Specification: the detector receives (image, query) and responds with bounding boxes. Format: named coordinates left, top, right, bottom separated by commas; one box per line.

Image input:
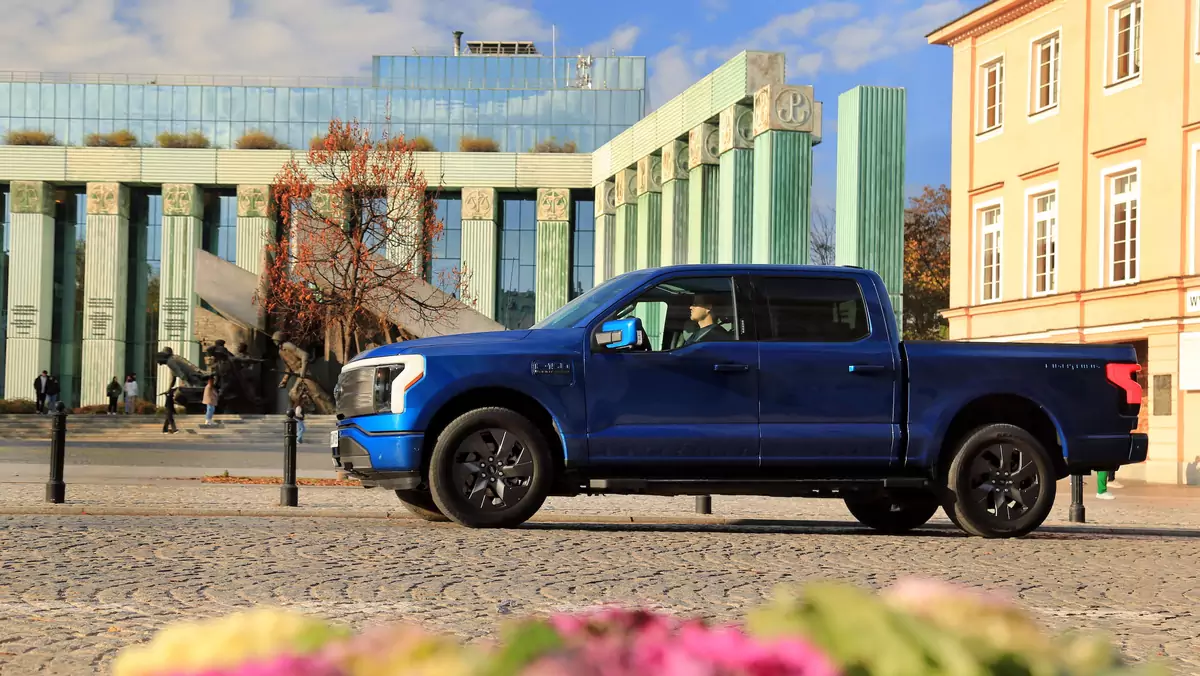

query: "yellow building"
left=929, top=0, right=1200, bottom=485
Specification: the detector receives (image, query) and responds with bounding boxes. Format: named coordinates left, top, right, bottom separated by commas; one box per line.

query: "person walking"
left=293, top=404, right=306, bottom=444
left=162, top=387, right=179, bottom=435
left=106, top=377, right=122, bottom=415
left=1096, top=470, right=1118, bottom=500
left=44, top=375, right=61, bottom=413
left=124, top=374, right=139, bottom=415
left=33, top=371, right=49, bottom=414
left=202, top=377, right=218, bottom=427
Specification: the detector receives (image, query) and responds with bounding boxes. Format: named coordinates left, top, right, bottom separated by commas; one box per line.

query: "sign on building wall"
left=1181, top=332, right=1200, bottom=391
left=1187, top=289, right=1200, bottom=313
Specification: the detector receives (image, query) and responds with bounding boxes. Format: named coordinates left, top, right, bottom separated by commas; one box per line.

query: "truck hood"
left=351, top=330, right=533, bottom=361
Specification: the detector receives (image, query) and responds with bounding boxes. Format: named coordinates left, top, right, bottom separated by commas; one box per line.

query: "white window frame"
left=1098, top=162, right=1142, bottom=288
left=1025, top=184, right=1059, bottom=297
left=1105, top=0, right=1143, bottom=93
left=978, top=56, right=1005, bottom=138
left=1030, top=31, right=1061, bottom=118
left=976, top=199, right=1004, bottom=304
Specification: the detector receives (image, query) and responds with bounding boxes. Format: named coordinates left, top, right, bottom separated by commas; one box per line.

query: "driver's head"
left=689, top=294, right=718, bottom=323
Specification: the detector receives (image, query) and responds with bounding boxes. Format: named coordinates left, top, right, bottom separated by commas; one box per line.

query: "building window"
left=979, top=204, right=1003, bottom=303
left=1031, top=191, right=1058, bottom=295
left=1110, top=0, right=1142, bottom=85
left=979, top=58, right=1005, bottom=133
left=571, top=198, right=595, bottom=299
left=429, top=192, right=462, bottom=296
left=1032, top=33, right=1060, bottom=113
left=498, top=195, right=537, bottom=330
left=1109, top=168, right=1140, bottom=284
left=203, top=192, right=237, bottom=263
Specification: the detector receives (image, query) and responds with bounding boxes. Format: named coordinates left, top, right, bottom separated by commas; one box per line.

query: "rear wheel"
left=394, top=489, right=449, bottom=522
left=944, top=423, right=1056, bottom=538
left=428, top=407, right=552, bottom=528
left=844, top=492, right=940, bottom=534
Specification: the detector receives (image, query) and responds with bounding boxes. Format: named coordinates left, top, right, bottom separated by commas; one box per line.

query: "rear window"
left=757, top=276, right=870, bottom=343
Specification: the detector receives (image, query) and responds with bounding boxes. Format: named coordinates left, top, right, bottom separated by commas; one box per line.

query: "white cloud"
left=820, top=0, right=966, bottom=72
left=587, top=24, right=641, bottom=57
left=648, top=45, right=701, bottom=110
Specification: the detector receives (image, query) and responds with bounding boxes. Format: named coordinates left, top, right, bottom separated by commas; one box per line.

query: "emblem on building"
left=237, top=185, right=271, bottom=219
left=753, top=84, right=817, bottom=136
left=776, top=89, right=812, bottom=127
left=637, top=155, right=662, bottom=195
left=163, top=184, right=199, bottom=218
left=462, top=187, right=496, bottom=221
left=10, top=181, right=51, bottom=215
left=86, top=183, right=127, bottom=216
left=536, top=188, right=569, bottom=221
left=688, top=124, right=718, bottom=169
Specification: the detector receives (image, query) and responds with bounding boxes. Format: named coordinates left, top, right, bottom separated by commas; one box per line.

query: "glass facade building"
left=0, top=53, right=645, bottom=152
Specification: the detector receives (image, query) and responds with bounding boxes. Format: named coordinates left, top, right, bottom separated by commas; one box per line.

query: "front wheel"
left=944, top=423, right=1057, bottom=538
left=427, top=407, right=553, bottom=528
left=395, top=489, right=450, bottom=522
left=844, top=492, right=940, bottom=534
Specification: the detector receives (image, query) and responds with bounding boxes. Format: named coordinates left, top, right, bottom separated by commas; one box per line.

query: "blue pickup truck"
left=332, top=265, right=1146, bottom=538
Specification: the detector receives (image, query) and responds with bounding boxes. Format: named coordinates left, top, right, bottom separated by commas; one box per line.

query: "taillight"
left=1106, top=363, right=1142, bottom=405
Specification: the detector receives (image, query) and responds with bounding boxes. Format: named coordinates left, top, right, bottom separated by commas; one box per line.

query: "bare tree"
left=811, top=206, right=837, bottom=265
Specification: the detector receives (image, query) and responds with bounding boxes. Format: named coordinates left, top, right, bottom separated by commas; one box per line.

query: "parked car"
left=331, top=265, right=1146, bottom=538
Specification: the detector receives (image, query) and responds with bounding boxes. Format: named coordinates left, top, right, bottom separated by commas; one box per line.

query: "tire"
left=427, top=407, right=553, bottom=528
left=844, top=492, right=940, bottom=534
left=944, top=423, right=1056, bottom=538
left=395, top=489, right=450, bottom=522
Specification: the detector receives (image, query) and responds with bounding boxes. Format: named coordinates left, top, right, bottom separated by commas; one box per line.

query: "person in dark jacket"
left=162, top=388, right=179, bottom=435
left=106, top=377, right=122, bottom=415
left=33, top=371, right=49, bottom=413
left=44, top=376, right=61, bottom=413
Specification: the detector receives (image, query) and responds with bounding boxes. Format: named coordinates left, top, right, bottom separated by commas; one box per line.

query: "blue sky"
left=0, top=0, right=966, bottom=208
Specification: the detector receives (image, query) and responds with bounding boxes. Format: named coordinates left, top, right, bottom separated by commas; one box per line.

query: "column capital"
left=237, top=185, right=272, bottom=218
left=595, top=180, right=617, bottom=216
left=753, top=84, right=817, bottom=137
left=661, top=139, right=689, bottom=182
left=462, top=187, right=498, bottom=221
left=719, top=104, right=754, bottom=153
left=687, top=123, right=719, bottom=169
left=614, top=168, right=638, bottom=207
left=162, top=184, right=202, bottom=218
left=636, top=155, right=662, bottom=195
left=9, top=181, right=53, bottom=216
left=86, top=182, right=130, bottom=218
left=536, top=188, right=571, bottom=222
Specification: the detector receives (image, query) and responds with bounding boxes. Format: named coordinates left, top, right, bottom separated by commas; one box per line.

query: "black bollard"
left=695, top=495, right=712, bottom=515
left=46, top=402, right=67, bottom=504
left=1069, top=474, right=1085, bottom=523
left=281, top=409, right=298, bottom=507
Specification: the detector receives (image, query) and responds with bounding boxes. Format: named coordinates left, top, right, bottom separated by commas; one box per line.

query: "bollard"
left=45, top=402, right=67, bottom=504
left=695, top=495, right=712, bottom=515
left=281, top=409, right=298, bottom=507
left=1069, top=474, right=1085, bottom=523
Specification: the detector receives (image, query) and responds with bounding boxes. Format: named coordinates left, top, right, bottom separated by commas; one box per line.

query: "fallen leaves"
left=201, top=476, right=361, bottom=487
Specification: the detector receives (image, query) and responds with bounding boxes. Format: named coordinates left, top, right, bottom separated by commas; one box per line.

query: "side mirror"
left=593, top=318, right=647, bottom=352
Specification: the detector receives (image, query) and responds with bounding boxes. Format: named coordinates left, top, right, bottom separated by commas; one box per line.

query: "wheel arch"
left=936, top=393, right=1067, bottom=480
left=421, top=386, right=566, bottom=475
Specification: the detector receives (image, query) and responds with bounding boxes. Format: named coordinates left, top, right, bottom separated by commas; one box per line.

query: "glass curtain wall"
left=203, top=191, right=238, bottom=263
left=428, top=193, right=462, bottom=295
left=51, top=190, right=86, bottom=407
left=571, top=198, right=595, bottom=299
left=126, top=190, right=162, bottom=403
left=497, top=195, right=537, bottom=330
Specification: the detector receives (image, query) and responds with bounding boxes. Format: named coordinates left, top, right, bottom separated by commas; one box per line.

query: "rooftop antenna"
left=453, top=31, right=463, bottom=56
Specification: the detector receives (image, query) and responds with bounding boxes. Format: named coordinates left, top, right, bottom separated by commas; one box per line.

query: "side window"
left=757, top=276, right=870, bottom=343
left=606, top=277, right=742, bottom=352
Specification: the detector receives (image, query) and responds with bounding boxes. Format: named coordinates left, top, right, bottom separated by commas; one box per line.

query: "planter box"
left=66, top=147, right=142, bottom=182
left=0, top=146, right=67, bottom=182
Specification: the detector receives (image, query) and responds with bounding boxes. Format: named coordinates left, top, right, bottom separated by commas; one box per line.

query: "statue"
left=155, top=346, right=208, bottom=390
left=273, top=331, right=336, bottom=414
left=205, top=340, right=264, bottom=413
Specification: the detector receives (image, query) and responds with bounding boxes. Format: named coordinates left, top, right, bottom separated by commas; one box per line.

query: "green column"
left=235, top=185, right=276, bottom=276
left=687, top=122, right=720, bottom=264
left=835, top=86, right=907, bottom=323
left=636, top=155, right=663, bottom=270
left=535, top=188, right=571, bottom=322
left=3, top=181, right=55, bottom=400
left=159, top=184, right=203, bottom=394
left=751, top=84, right=818, bottom=265
left=613, top=168, right=638, bottom=275
left=593, top=181, right=616, bottom=285
left=718, top=104, right=755, bottom=264
left=81, top=183, right=130, bottom=406
left=660, top=139, right=690, bottom=266
left=461, top=187, right=499, bottom=320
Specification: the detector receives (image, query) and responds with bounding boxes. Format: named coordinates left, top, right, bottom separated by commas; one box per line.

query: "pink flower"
left=165, top=654, right=344, bottom=676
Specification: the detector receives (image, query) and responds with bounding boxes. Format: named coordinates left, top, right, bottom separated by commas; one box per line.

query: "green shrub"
left=157, top=130, right=211, bottom=149
left=5, top=130, right=58, bottom=146
left=84, top=129, right=138, bottom=147
left=531, top=137, right=577, bottom=153
left=235, top=130, right=286, bottom=150
left=0, top=399, right=38, bottom=414
left=458, top=136, right=499, bottom=152
left=310, top=134, right=357, bottom=151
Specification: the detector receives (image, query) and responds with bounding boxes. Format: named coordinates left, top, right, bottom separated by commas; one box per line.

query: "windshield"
left=532, top=273, right=648, bottom=330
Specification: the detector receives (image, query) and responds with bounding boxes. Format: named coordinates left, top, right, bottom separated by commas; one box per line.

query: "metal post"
left=1069, top=474, right=1085, bottom=523
left=695, top=495, right=711, bottom=515
left=46, top=402, right=67, bottom=504
left=281, top=410, right=298, bottom=507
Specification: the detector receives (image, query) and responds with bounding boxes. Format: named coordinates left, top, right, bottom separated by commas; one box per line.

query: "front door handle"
left=714, top=363, right=750, bottom=373
left=848, top=364, right=888, bottom=375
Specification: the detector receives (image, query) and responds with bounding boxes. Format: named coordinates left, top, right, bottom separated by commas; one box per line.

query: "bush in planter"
left=85, top=130, right=138, bottom=147
left=157, top=131, right=211, bottom=149
left=310, top=134, right=357, bottom=151
left=5, top=129, right=58, bottom=146
left=385, top=135, right=436, bottom=152
left=530, top=138, right=577, bottom=153
left=0, top=399, right=38, bottom=414
left=458, top=136, right=499, bottom=152
left=236, top=130, right=286, bottom=150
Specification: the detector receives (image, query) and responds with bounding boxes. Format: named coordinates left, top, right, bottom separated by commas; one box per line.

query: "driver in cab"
left=684, top=294, right=733, bottom=345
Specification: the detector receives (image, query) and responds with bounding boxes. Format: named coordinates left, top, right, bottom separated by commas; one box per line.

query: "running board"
left=584, top=477, right=931, bottom=498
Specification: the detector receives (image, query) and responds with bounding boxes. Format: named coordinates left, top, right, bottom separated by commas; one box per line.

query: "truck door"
left=751, top=273, right=900, bottom=467
left=584, top=274, right=760, bottom=467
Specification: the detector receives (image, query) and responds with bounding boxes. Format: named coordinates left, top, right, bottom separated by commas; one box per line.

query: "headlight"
left=339, top=354, right=426, bottom=416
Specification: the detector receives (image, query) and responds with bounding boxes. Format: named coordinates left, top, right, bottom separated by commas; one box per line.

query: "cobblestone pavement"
left=0, top=483, right=1198, bottom=674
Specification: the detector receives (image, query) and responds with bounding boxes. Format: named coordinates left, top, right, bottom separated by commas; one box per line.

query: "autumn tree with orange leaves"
left=259, top=119, right=461, bottom=361
left=903, top=185, right=951, bottom=340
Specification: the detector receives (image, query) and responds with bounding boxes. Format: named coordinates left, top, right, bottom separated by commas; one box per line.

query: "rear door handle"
left=848, top=364, right=888, bottom=375
left=713, top=363, right=750, bottom=373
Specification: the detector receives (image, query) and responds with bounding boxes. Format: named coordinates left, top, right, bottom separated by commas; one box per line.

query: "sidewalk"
left=1, top=478, right=1198, bottom=533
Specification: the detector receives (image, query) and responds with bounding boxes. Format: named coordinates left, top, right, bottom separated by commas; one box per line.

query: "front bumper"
left=331, top=424, right=425, bottom=490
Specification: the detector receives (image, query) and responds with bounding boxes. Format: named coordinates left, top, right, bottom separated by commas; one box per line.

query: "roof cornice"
left=927, top=0, right=1056, bottom=46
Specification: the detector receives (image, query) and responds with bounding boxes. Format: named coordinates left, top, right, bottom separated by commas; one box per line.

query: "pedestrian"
left=294, top=404, right=306, bottom=444
left=106, top=377, right=122, bottom=415
left=1096, top=469, right=1120, bottom=500
left=202, top=376, right=217, bottom=427
left=33, top=370, right=49, bottom=414
left=44, top=375, right=61, bottom=413
left=162, top=387, right=179, bottom=435
left=124, top=374, right=139, bottom=415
